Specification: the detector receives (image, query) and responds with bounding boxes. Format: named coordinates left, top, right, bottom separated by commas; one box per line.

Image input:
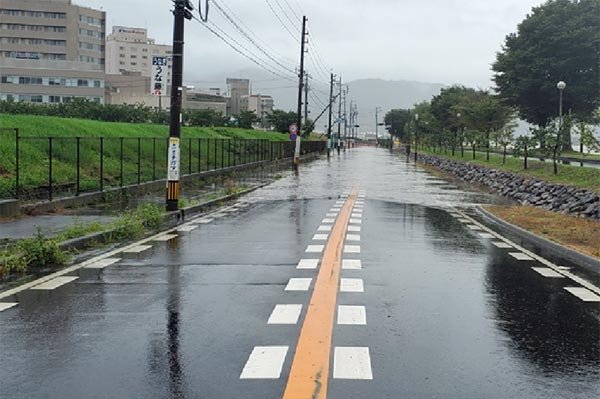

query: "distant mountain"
left=187, top=69, right=446, bottom=133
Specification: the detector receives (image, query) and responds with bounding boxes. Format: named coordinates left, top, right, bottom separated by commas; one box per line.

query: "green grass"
left=420, top=147, right=600, bottom=192
left=0, top=114, right=299, bottom=199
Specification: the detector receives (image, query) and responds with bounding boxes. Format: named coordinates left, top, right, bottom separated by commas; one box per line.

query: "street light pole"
left=375, top=107, right=382, bottom=146
left=555, top=80, right=567, bottom=174
left=414, top=113, right=419, bottom=162
left=327, top=73, right=335, bottom=159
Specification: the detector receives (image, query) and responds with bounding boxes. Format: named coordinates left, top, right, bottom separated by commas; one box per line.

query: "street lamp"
left=456, top=112, right=465, bottom=157
left=555, top=81, right=567, bottom=174
left=414, top=113, right=419, bottom=162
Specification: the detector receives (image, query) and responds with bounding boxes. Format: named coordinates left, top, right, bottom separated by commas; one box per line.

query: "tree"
left=237, top=110, right=259, bottom=129
left=492, top=123, right=516, bottom=164
left=430, top=86, right=478, bottom=155
left=463, top=129, right=482, bottom=160
left=461, top=91, right=514, bottom=161
left=513, top=135, right=538, bottom=169
left=493, top=0, right=600, bottom=145
left=267, top=109, right=297, bottom=133
left=384, top=109, right=411, bottom=142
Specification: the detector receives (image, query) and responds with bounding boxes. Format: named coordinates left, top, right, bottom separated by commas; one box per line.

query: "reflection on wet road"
left=0, top=148, right=598, bottom=399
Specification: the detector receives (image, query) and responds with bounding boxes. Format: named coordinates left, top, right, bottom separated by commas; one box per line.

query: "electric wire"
left=265, top=0, right=300, bottom=43
left=211, top=0, right=297, bottom=74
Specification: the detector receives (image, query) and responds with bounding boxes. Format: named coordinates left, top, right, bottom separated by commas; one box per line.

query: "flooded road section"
left=0, top=148, right=598, bottom=399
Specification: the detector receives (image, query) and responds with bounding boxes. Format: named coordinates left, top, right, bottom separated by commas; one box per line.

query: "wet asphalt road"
left=0, top=148, right=599, bottom=399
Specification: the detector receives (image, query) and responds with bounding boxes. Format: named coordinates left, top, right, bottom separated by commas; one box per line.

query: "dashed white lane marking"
left=344, top=245, right=361, bottom=254
left=177, top=225, right=198, bottom=232
left=340, top=278, right=364, bottom=292
left=268, top=304, right=303, bottom=324
left=342, top=259, right=362, bottom=270
left=312, top=234, right=329, bottom=241
left=154, top=234, right=178, bottom=242
left=123, top=245, right=153, bottom=254
left=211, top=213, right=227, bottom=218
left=326, top=213, right=338, bottom=217
left=467, top=225, right=482, bottom=231
left=564, top=287, right=600, bottom=302
left=84, top=258, right=120, bottom=269
left=331, top=208, right=341, bottom=212
left=322, top=218, right=336, bottom=224
left=478, top=232, right=495, bottom=239
left=351, top=213, right=362, bottom=219
left=346, top=234, right=361, bottom=242
left=194, top=218, right=214, bottom=224
left=458, top=218, right=471, bottom=224
left=31, top=276, right=78, bottom=290
left=353, top=208, right=363, bottom=213
left=337, top=306, right=367, bottom=325
left=333, top=347, right=373, bottom=380
left=318, top=225, right=333, bottom=232
left=532, top=267, right=565, bottom=278
left=509, top=252, right=534, bottom=261
left=348, top=225, right=361, bottom=232
left=492, top=241, right=513, bottom=248
left=0, top=303, right=18, bottom=312
left=453, top=209, right=600, bottom=296
left=297, top=259, right=319, bottom=269
left=306, top=245, right=325, bottom=253
left=285, top=278, right=312, bottom=291
left=240, top=346, right=289, bottom=379
left=349, top=219, right=362, bottom=224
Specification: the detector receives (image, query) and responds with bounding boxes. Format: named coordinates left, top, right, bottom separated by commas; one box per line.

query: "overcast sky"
left=79, top=0, right=544, bottom=88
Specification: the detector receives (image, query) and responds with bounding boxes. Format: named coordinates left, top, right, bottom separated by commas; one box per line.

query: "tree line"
left=385, top=0, right=600, bottom=174
left=0, top=98, right=312, bottom=134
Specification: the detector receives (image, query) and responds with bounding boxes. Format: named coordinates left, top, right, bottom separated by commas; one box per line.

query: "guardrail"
left=0, top=128, right=325, bottom=201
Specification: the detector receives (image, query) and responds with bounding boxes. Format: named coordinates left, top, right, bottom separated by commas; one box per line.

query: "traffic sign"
left=289, top=123, right=298, bottom=141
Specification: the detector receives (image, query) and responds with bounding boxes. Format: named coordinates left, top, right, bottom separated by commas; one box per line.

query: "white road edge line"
left=0, top=204, right=241, bottom=301
left=451, top=209, right=600, bottom=296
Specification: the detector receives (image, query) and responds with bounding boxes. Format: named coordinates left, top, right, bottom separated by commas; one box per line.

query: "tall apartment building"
left=106, top=26, right=172, bottom=82
left=0, top=0, right=106, bottom=104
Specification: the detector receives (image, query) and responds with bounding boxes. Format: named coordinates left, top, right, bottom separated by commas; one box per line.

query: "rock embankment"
left=419, top=154, right=599, bottom=220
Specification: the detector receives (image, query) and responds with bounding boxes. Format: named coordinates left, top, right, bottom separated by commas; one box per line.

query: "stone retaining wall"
left=419, top=154, right=599, bottom=220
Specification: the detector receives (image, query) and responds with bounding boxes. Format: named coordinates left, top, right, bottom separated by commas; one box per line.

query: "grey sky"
left=79, top=0, right=543, bottom=87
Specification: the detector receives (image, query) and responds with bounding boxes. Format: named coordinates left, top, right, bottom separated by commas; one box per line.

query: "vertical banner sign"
left=151, top=56, right=168, bottom=96
left=294, top=136, right=301, bottom=165
left=168, top=137, right=180, bottom=181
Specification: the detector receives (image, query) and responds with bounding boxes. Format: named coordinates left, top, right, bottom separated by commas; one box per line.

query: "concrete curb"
left=58, top=181, right=271, bottom=252
left=475, top=205, right=600, bottom=274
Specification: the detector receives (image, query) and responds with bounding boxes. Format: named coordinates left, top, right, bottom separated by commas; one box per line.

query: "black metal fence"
left=0, top=128, right=325, bottom=201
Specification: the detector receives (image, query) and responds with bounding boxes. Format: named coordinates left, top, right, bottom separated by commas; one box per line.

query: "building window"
left=119, top=46, right=125, bottom=51
left=94, top=80, right=101, bottom=88
left=131, top=62, right=137, bottom=66
left=130, top=55, right=137, bottom=59
left=119, top=61, right=125, bottom=65
left=142, top=48, right=148, bottom=52
left=119, top=54, right=125, bottom=58
left=49, top=96, right=61, bottom=103
left=77, top=79, right=89, bottom=87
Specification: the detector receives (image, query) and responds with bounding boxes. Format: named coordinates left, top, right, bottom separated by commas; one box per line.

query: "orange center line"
left=281, top=190, right=358, bottom=399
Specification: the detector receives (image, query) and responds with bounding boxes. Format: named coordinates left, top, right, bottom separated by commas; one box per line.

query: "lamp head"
left=557, top=81, right=566, bottom=91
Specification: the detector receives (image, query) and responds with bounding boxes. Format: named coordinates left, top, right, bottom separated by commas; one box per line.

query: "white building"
left=105, top=26, right=172, bottom=87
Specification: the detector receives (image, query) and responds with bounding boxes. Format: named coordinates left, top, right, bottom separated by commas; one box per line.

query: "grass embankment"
left=0, top=114, right=294, bottom=198
left=420, top=148, right=600, bottom=192
left=485, top=205, right=600, bottom=259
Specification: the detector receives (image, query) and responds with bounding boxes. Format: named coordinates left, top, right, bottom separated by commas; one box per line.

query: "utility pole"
left=349, top=100, right=353, bottom=149
left=294, top=15, right=308, bottom=171
left=337, top=77, right=342, bottom=155
left=304, top=74, right=309, bottom=125
left=166, top=0, right=193, bottom=212
left=375, top=107, right=382, bottom=147
left=327, top=72, right=335, bottom=159
left=343, top=86, right=348, bottom=152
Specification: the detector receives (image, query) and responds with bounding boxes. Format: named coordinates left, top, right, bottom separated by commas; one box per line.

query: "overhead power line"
left=193, top=15, right=296, bottom=82
left=211, top=0, right=297, bottom=74
left=265, top=0, right=300, bottom=43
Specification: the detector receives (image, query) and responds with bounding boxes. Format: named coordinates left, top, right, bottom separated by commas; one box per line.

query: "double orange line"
left=282, top=191, right=357, bottom=399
